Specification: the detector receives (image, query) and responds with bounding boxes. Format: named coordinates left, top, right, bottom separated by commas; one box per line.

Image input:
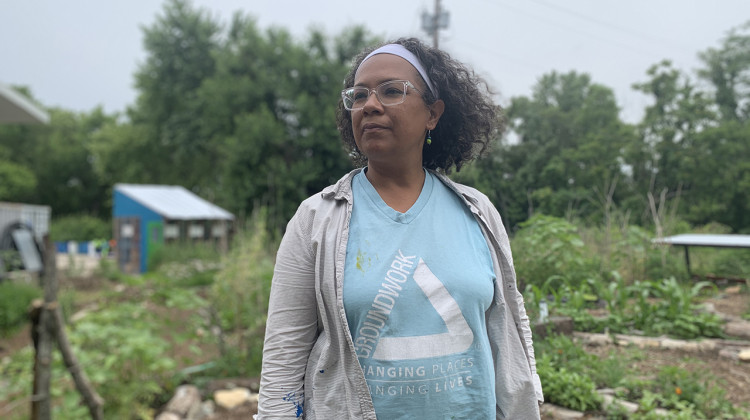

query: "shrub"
left=63, top=303, right=178, bottom=419
left=49, top=214, right=110, bottom=242
left=537, top=355, right=602, bottom=412
left=207, top=213, right=276, bottom=377
left=0, top=281, right=41, bottom=336
left=512, top=214, right=600, bottom=290
left=147, top=241, right=221, bottom=273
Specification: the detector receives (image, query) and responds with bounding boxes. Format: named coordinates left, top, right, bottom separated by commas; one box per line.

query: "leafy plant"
left=512, top=215, right=600, bottom=290
left=146, top=241, right=221, bottom=273
left=626, top=278, right=724, bottom=338
left=65, top=303, right=179, bottom=419
left=207, top=212, right=276, bottom=377
left=49, top=214, right=111, bottom=242
left=537, top=355, right=602, bottom=412
left=0, top=281, right=41, bottom=337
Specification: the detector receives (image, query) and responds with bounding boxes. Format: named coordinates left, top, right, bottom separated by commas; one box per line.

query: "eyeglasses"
left=341, top=80, right=422, bottom=111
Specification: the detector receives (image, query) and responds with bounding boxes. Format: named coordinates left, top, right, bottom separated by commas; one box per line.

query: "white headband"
left=359, top=44, right=438, bottom=98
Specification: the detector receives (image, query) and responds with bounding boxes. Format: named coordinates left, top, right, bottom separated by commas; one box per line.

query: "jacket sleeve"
left=479, top=194, right=544, bottom=405
left=257, top=207, right=319, bottom=419
left=514, top=286, right=543, bottom=404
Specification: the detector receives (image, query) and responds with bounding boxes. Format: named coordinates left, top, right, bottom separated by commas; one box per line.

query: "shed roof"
left=653, top=233, right=750, bottom=248
left=115, top=184, right=234, bottom=221
left=0, top=83, right=50, bottom=124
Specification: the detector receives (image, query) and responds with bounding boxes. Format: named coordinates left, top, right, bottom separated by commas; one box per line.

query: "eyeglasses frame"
left=341, top=80, right=423, bottom=111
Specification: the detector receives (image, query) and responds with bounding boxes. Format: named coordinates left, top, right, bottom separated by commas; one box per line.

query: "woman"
left=257, top=37, right=543, bottom=419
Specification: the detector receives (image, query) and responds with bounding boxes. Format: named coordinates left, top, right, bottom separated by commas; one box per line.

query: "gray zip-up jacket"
left=257, top=168, right=543, bottom=419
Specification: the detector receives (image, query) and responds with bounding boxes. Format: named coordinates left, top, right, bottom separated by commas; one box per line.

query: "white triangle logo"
left=372, top=258, right=474, bottom=360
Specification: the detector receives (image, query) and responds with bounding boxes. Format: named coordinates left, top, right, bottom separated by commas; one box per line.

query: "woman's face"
left=351, top=54, right=443, bottom=167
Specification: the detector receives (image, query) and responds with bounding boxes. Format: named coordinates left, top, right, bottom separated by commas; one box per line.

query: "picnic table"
left=652, top=233, right=750, bottom=280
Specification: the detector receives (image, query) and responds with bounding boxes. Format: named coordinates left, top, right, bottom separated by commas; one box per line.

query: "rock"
left=164, top=385, right=202, bottom=416
left=534, top=316, right=575, bottom=339
left=205, top=377, right=260, bottom=394
left=739, top=348, right=750, bottom=362
left=155, top=412, right=181, bottom=420
left=600, top=394, right=639, bottom=413
left=725, top=285, right=742, bottom=294
left=719, top=347, right=738, bottom=361
left=725, top=321, right=750, bottom=339
left=623, top=335, right=661, bottom=349
left=574, top=332, right=612, bottom=346
left=540, top=403, right=585, bottom=419
left=214, top=387, right=252, bottom=410
left=187, top=400, right=215, bottom=420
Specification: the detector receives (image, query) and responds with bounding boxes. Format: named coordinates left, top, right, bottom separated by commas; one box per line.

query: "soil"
left=2, top=258, right=749, bottom=418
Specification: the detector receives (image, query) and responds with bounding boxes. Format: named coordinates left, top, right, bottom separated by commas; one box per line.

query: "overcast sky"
left=2, top=0, right=748, bottom=123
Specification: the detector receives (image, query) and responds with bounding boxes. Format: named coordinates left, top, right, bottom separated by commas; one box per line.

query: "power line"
left=468, top=0, right=681, bottom=62
left=528, top=0, right=695, bottom=53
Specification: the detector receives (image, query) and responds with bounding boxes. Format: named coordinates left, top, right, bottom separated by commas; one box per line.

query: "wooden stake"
left=32, top=236, right=56, bottom=419
left=31, top=237, right=103, bottom=419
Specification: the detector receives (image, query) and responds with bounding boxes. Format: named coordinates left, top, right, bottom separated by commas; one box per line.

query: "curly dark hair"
left=336, top=37, right=501, bottom=173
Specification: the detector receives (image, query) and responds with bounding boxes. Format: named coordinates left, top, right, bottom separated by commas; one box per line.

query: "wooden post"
left=32, top=236, right=56, bottom=420
left=31, top=236, right=104, bottom=419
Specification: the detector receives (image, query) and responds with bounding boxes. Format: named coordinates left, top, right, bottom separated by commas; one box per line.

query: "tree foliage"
left=1, top=5, right=749, bottom=235
left=90, top=0, right=376, bottom=229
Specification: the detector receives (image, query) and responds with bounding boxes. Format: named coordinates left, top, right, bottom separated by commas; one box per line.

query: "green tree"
left=630, top=23, right=750, bottom=232
left=0, top=88, right=112, bottom=216
left=461, top=72, right=635, bottom=229
left=698, top=21, right=750, bottom=122
left=0, top=159, right=37, bottom=201
left=629, top=61, right=716, bottom=227
left=203, top=18, right=374, bottom=227
left=127, top=0, right=221, bottom=188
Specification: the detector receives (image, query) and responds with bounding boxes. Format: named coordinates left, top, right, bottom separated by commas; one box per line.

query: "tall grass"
left=206, top=211, right=277, bottom=377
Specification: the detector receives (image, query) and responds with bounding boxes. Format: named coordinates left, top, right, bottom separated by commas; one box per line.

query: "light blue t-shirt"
left=343, top=170, right=497, bottom=420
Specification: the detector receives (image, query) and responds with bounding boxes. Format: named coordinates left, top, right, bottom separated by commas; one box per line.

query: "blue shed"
left=113, top=184, right=234, bottom=274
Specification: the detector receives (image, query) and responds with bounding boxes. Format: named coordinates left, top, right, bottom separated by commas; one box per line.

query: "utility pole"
left=421, top=0, right=450, bottom=48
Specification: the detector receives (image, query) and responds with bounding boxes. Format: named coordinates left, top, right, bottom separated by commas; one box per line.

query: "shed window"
left=212, top=223, right=226, bottom=237
left=164, top=224, right=179, bottom=239
left=121, top=224, right=134, bottom=238
left=189, top=224, right=204, bottom=238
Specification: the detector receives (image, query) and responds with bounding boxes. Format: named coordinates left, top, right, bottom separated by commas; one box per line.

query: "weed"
left=0, top=281, right=40, bottom=337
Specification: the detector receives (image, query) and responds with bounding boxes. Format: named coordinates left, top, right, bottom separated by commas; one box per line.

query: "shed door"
left=116, top=218, right=140, bottom=274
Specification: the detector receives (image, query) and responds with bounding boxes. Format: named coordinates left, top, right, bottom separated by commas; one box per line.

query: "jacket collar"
left=320, top=167, right=481, bottom=207
left=320, top=168, right=362, bottom=202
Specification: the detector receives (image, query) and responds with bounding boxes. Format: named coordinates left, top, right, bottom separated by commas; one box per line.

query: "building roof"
left=0, top=83, right=50, bottom=124
left=115, top=184, right=234, bottom=221
left=653, top=233, right=750, bottom=248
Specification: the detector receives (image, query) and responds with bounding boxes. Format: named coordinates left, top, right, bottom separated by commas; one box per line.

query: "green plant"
left=64, top=303, right=179, bottom=419
left=0, top=281, right=41, bottom=336
left=95, top=257, right=127, bottom=282
left=555, top=276, right=725, bottom=339
left=0, top=346, right=35, bottom=419
left=49, top=214, right=111, bottom=242
left=0, top=249, right=24, bottom=272
left=626, top=278, right=724, bottom=339
left=208, top=212, right=276, bottom=377
left=512, top=214, right=600, bottom=289
left=652, top=365, right=745, bottom=419
left=147, top=241, right=221, bottom=272
left=616, top=364, right=748, bottom=419
left=537, top=355, right=602, bottom=412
